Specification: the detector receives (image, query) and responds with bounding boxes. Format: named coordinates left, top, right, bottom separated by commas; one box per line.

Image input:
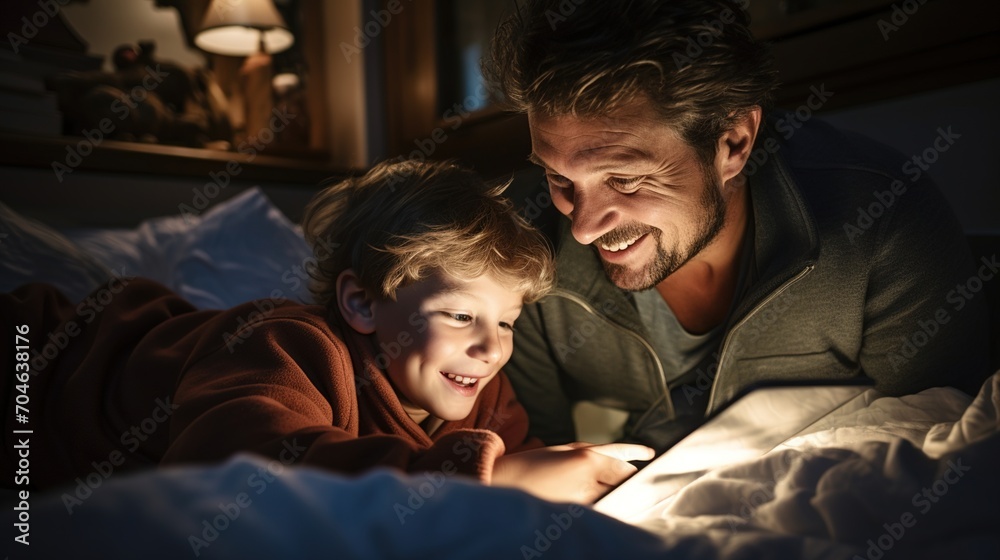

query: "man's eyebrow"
left=576, top=146, right=652, bottom=168
left=529, top=148, right=654, bottom=174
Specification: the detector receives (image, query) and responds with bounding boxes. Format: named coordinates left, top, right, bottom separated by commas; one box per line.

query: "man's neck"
left=655, top=174, right=750, bottom=335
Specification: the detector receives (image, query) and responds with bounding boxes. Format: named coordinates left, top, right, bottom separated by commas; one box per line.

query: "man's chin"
left=602, top=261, right=663, bottom=292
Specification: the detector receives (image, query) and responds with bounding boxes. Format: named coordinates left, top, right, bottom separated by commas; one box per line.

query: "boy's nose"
left=469, top=327, right=504, bottom=364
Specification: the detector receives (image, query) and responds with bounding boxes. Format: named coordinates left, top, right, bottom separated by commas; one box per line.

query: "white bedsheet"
left=637, top=372, right=1000, bottom=559
left=18, top=373, right=1000, bottom=559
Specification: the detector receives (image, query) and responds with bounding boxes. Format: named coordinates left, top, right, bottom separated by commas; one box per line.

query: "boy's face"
left=370, top=271, right=523, bottom=422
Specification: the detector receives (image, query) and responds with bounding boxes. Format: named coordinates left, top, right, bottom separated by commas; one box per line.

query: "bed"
left=2, top=189, right=999, bottom=559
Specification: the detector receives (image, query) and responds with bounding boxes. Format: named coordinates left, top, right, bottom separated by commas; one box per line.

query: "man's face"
left=528, top=97, right=727, bottom=291
left=370, top=271, right=523, bottom=421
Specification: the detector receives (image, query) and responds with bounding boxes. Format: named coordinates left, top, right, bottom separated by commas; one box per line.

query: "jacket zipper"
left=706, top=263, right=816, bottom=412
left=549, top=289, right=676, bottom=421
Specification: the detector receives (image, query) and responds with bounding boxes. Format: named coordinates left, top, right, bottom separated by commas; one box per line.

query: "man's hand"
left=491, top=442, right=655, bottom=504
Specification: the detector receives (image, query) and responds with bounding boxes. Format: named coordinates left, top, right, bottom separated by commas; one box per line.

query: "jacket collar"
left=549, top=215, right=648, bottom=333
left=332, top=311, right=506, bottom=445
left=552, top=217, right=613, bottom=298
left=731, top=125, right=820, bottom=321
left=328, top=311, right=437, bottom=446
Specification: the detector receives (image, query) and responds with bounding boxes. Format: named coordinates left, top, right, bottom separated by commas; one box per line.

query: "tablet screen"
left=594, top=381, right=871, bottom=522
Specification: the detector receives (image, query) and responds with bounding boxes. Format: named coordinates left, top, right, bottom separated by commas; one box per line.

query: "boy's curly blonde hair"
left=302, top=159, right=555, bottom=305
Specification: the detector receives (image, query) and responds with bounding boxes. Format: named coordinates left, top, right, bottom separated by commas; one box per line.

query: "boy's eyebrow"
left=434, top=288, right=523, bottom=313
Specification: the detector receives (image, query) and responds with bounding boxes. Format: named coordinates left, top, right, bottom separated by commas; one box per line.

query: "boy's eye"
left=500, top=322, right=515, bottom=332
left=446, top=312, right=473, bottom=323
left=607, top=176, right=643, bottom=192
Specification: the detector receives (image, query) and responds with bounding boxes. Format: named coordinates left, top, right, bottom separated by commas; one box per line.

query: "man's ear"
left=716, top=106, right=763, bottom=183
left=336, top=269, right=377, bottom=334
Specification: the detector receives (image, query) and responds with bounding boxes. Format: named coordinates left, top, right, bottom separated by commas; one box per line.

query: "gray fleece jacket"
left=505, top=117, right=992, bottom=449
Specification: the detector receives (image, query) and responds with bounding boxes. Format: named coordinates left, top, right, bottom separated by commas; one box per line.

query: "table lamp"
left=194, top=0, right=295, bottom=149
left=194, top=0, right=294, bottom=56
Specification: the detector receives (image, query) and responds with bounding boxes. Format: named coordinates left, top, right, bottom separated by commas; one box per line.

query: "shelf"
left=0, top=133, right=355, bottom=185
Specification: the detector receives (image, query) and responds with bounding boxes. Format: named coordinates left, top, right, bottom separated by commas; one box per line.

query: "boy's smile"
left=370, top=271, right=524, bottom=423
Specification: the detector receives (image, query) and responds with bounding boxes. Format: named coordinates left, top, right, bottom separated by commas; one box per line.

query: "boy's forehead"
left=404, top=272, right=524, bottom=309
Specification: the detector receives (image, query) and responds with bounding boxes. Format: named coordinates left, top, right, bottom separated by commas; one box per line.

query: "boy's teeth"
left=445, top=373, right=478, bottom=386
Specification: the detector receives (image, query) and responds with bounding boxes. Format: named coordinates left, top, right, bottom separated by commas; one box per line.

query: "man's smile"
left=600, top=234, right=642, bottom=252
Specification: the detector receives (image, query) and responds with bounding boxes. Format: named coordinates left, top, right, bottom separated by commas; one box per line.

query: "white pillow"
left=0, top=202, right=114, bottom=303
left=168, top=188, right=315, bottom=309
left=13, top=188, right=315, bottom=309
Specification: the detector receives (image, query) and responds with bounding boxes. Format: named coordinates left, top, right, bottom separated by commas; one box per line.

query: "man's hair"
left=302, top=159, right=555, bottom=306
left=483, top=0, right=778, bottom=165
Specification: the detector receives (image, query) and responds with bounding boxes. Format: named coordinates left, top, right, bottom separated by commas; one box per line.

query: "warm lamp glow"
left=194, top=0, right=294, bottom=56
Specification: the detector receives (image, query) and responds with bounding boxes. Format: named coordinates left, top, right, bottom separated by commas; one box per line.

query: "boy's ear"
left=336, top=269, right=377, bottom=334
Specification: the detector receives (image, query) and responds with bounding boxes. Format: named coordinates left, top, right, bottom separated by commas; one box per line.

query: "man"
left=484, top=0, right=991, bottom=449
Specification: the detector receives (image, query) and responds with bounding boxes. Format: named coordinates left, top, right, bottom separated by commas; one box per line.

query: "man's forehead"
left=528, top=93, right=680, bottom=132
left=528, top=114, right=686, bottom=173
left=530, top=105, right=683, bottom=151
left=528, top=145, right=654, bottom=171
left=529, top=111, right=648, bottom=139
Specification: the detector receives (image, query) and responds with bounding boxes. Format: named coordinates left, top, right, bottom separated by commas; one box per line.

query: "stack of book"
left=0, top=46, right=60, bottom=136
left=1, top=0, right=106, bottom=139
left=0, top=43, right=103, bottom=137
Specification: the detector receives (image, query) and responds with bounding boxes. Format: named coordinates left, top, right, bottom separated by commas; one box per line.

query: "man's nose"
left=566, top=185, right=621, bottom=246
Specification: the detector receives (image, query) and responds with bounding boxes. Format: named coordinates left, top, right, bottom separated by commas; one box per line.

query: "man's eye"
left=547, top=174, right=572, bottom=189
left=607, top=176, right=643, bottom=192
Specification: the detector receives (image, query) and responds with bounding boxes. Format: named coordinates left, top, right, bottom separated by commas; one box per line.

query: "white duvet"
left=638, top=372, right=1000, bottom=559
left=22, top=373, right=1000, bottom=559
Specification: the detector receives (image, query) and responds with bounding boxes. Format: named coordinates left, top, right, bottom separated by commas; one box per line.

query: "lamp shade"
left=195, top=0, right=295, bottom=56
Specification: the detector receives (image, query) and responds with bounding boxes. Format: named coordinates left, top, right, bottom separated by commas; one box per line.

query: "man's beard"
left=598, top=170, right=727, bottom=291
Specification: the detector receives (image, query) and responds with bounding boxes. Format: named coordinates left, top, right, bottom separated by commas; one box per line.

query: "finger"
left=586, top=443, right=655, bottom=462
left=595, top=457, right=639, bottom=487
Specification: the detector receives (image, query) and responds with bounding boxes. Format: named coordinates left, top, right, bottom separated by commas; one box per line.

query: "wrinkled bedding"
left=0, top=189, right=314, bottom=309
left=20, top=373, right=999, bottom=559
left=638, top=372, right=1000, bottom=559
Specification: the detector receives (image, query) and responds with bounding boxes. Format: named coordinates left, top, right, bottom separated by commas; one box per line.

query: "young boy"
left=2, top=160, right=649, bottom=504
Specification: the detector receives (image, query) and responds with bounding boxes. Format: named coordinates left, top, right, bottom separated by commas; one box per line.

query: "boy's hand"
left=491, top=442, right=655, bottom=504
